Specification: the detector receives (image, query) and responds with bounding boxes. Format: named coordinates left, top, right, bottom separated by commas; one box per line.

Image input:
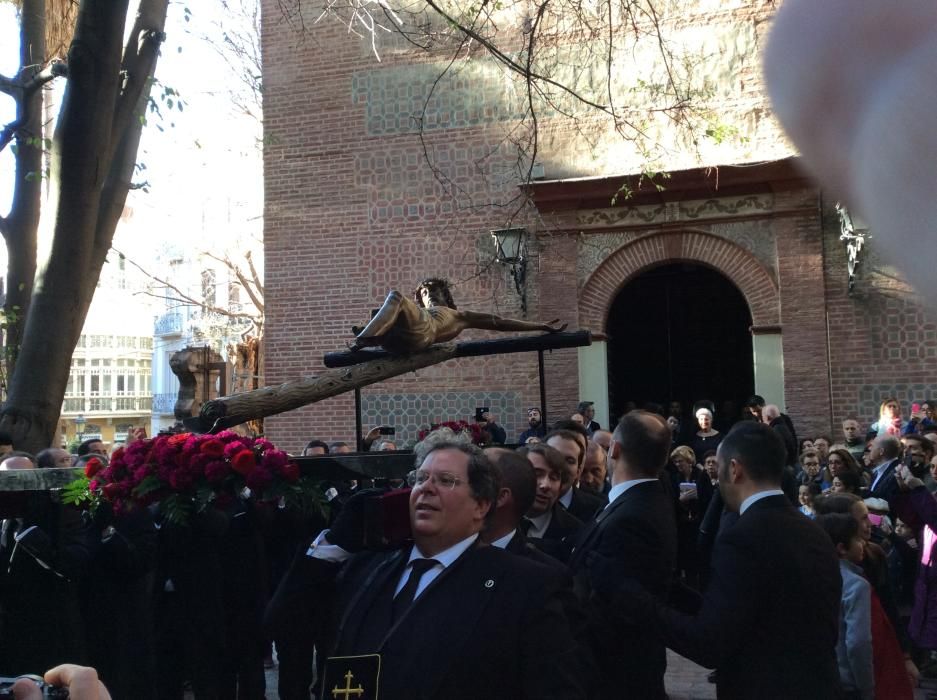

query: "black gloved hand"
left=328, top=487, right=389, bottom=553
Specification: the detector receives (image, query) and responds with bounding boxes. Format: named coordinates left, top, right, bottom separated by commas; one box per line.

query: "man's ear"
left=608, top=440, right=621, bottom=462
left=729, top=458, right=744, bottom=484
left=495, top=487, right=511, bottom=509
left=835, top=542, right=847, bottom=559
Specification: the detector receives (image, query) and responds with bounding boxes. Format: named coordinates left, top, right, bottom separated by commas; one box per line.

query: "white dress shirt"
left=739, top=489, right=786, bottom=515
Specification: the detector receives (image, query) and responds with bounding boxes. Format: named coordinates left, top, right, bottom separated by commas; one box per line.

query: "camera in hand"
left=0, top=676, right=68, bottom=699
left=378, top=426, right=395, bottom=436
left=475, top=407, right=490, bottom=423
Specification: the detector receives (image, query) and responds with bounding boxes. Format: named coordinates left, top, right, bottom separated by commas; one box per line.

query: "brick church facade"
left=260, top=1, right=937, bottom=451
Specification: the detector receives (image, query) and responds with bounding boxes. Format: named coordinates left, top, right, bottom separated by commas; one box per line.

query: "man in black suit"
left=546, top=428, right=604, bottom=521
left=867, top=434, right=903, bottom=507
left=518, top=444, right=583, bottom=544
left=593, top=421, right=842, bottom=699
left=481, top=447, right=575, bottom=568
left=265, top=435, right=586, bottom=700
left=568, top=410, right=677, bottom=699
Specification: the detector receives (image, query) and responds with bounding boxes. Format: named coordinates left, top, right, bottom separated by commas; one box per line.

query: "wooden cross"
left=332, top=669, right=365, bottom=699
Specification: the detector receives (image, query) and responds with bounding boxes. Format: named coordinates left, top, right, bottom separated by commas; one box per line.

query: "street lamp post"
left=75, top=413, right=85, bottom=442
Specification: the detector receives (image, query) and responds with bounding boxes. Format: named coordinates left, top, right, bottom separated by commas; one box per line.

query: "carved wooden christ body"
left=350, top=278, right=565, bottom=355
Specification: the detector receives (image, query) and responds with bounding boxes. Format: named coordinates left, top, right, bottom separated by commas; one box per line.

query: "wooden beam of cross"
left=186, top=331, right=592, bottom=433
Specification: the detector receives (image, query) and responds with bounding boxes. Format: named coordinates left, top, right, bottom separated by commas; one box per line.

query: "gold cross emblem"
left=332, top=669, right=365, bottom=699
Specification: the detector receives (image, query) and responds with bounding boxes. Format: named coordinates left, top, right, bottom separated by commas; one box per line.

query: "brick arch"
left=579, top=231, right=780, bottom=333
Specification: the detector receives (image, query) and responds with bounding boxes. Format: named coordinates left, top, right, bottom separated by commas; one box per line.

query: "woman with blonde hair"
left=867, top=397, right=911, bottom=441
left=668, top=445, right=712, bottom=589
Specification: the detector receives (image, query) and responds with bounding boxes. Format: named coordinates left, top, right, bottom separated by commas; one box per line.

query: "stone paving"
left=212, top=647, right=937, bottom=699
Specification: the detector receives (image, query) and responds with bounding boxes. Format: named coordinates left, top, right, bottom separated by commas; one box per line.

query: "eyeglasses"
left=407, top=469, right=463, bottom=490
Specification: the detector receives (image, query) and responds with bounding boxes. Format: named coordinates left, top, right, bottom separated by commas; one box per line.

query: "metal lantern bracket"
left=491, top=227, right=528, bottom=313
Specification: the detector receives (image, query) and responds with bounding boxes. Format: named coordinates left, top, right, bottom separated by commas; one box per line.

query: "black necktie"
left=393, top=558, right=439, bottom=622
left=520, top=517, right=534, bottom=536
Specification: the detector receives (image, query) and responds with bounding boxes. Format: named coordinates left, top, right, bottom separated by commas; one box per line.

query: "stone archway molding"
left=579, top=230, right=780, bottom=333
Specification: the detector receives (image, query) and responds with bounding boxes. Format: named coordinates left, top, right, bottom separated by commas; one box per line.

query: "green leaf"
left=61, top=476, right=92, bottom=506
left=132, top=474, right=162, bottom=498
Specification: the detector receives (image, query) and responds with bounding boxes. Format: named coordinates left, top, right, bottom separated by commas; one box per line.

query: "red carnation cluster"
left=78, top=431, right=305, bottom=523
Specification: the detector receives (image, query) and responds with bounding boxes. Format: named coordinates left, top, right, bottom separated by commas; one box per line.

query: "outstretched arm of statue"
left=458, top=311, right=567, bottom=334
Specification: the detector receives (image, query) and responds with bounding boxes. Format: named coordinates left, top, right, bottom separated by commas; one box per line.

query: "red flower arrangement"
left=63, top=431, right=319, bottom=524
left=417, top=420, right=487, bottom=445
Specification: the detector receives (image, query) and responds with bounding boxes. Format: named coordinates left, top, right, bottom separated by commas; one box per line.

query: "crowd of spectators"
left=5, top=394, right=937, bottom=698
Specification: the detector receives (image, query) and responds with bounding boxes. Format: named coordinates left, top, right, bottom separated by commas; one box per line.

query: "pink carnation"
left=262, top=449, right=289, bottom=471
left=246, top=465, right=273, bottom=491
left=204, top=460, right=229, bottom=484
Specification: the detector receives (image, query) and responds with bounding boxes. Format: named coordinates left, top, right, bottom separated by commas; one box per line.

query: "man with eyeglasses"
left=264, top=433, right=587, bottom=700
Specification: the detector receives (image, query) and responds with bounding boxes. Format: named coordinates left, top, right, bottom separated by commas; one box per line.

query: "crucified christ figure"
left=350, top=277, right=567, bottom=354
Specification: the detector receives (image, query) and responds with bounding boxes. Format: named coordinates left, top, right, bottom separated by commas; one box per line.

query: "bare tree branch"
left=115, top=248, right=263, bottom=323
left=201, top=250, right=265, bottom=314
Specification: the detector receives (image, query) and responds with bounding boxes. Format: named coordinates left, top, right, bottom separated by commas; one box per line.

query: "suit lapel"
left=336, top=549, right=407, bottom=653
left=388, top=545, right=505, bottom=698
left=569, top=481, right=661, bottom=568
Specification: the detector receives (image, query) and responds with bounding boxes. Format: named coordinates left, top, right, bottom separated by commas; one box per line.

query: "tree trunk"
left=1, top=0, right=45, bottom=383
left=0, top=0, right=169, bottom=454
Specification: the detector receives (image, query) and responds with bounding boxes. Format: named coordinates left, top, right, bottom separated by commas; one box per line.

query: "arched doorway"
left=606, top=262, right=754, bottom=428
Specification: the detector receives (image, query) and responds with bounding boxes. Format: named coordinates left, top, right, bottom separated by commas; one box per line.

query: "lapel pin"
left=484, top=579, right=494, bottom=588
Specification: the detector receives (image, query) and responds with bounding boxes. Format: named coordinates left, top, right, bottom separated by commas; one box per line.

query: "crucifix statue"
left=350, top=277, right=566, bottom=354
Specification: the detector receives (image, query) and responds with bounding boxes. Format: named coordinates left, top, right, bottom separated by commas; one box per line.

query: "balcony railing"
left=154, top=312, right=183, bottom=336
left=61, top=395, right=153, bottom=414
left=152, top=393, right=177, bottom=415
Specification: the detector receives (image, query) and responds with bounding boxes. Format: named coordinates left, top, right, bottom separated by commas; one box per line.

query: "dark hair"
left=702, top=449, right=717, bottom=461
left=745, top=395, right=766, bottom=409
left=329, top=441, right=350, bottom=451
left=832, top=470, right=862, bottom=495
left=718, top=421, right=786, bottom=484
left=549, top=420, right=589, bottom=443
left=827, top=448, right=863, bottom=478
left=545, top=427, right=587, bottom=467
left=489, top=450, right=537, bottom=519
left=799, top=481, right=821, bottom=497
left=303, top=440, right=330, bottom=454
left=0, top=432, right=13, bottom=447
left=77, top=438, right=103, bottom=456
left=415, top=278, right=456, bottom=309
left=36, top=448, right=69, bottom=469
left=903, top=433, right=935, bottom=458
left=813, top=492, right=861, bottom=516
left=518, top=443, right=571, bottom=485
left=418, top=437, right=498, bottom=507
left=612, top=410, right=671, bottom=478
left=812, top=435, right=832, bottom=446
left=816, top=512, right=859, bottom=549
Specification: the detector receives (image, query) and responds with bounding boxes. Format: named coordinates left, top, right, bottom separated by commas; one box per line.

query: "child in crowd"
left=818, top=512, right=913, bottom=700
left=819, top=512, right=875, bottom=700
left=798, top=482, right=819, bottom=518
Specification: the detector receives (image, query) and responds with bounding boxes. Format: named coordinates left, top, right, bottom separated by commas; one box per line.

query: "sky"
left=0, top=0, right=263, bottom=271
